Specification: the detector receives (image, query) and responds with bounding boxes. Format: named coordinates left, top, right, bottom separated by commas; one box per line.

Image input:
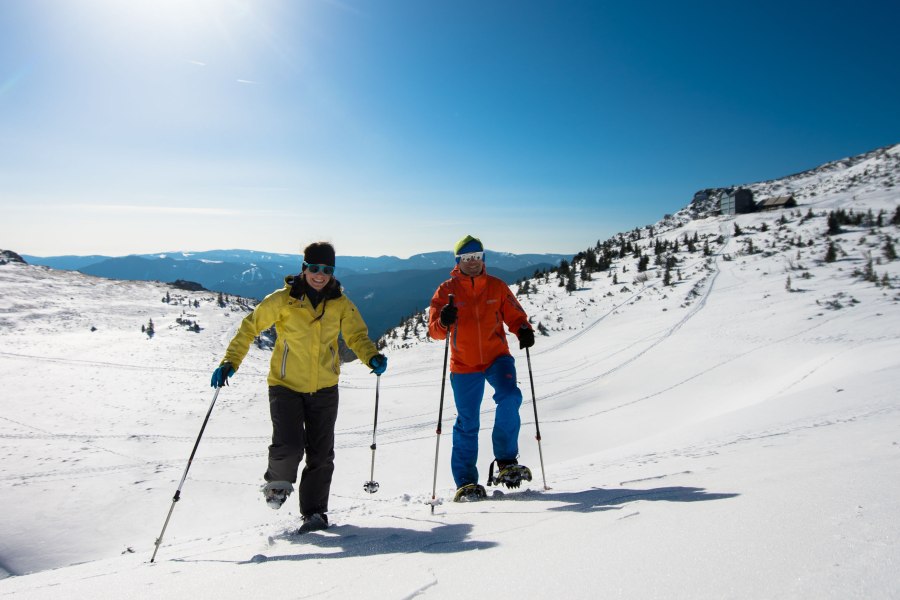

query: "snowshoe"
left=488, top=461, right=532, bottom=489
left=453, top=483, right=487, bottom=503
left=297, top=512, right=328, bottom=534
left=261, top=481, right=294, bottom=509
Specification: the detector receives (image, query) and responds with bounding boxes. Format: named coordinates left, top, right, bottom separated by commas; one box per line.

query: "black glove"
left=439, top=303, right=457, bottom=327
left=210, top=362, right=235, bottom=388
left=516, top=325, right=534, bottom=349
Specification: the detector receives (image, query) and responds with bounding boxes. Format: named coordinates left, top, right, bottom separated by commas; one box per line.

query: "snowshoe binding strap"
left=487, top=459, right=498, bottom=486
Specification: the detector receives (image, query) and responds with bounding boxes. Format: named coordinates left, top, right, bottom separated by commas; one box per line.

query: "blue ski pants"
left=449, top=354, right=523, bottom=488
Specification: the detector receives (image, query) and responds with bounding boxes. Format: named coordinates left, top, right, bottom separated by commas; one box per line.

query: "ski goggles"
left=303, top=262, right=335, bottom=275
left=457, top=251, right=484, bottom=263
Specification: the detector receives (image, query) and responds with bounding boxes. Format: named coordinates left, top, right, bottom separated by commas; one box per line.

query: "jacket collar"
left=450, top=264, right=488, bottom=289
left=285, top=274, right=343, bottom=301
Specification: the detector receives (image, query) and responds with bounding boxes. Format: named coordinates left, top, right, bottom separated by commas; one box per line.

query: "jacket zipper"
left=329, top=346, right=338, bottom=374
left=467, top=275, right=485, bottom=366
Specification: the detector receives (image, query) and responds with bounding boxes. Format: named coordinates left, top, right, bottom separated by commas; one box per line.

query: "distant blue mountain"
left=25, top=248, right=571, bottom=337
left=22, top=254, right=112, bottom=270
left=124, top=248, right=568, bottom=275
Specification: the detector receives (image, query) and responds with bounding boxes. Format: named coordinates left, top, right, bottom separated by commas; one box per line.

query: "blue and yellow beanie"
left=454, top=234, right=483, bottom=256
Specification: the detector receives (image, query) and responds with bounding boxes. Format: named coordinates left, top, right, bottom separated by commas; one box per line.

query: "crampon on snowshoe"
left=487, top=460, right=533, bottom=489
left=453, top=483, right=487, bottom=502
left=261, top=481, right=294, bottom=509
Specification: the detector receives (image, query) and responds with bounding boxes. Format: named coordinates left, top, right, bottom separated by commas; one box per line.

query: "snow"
left=1, top=147, right=899, bottom=598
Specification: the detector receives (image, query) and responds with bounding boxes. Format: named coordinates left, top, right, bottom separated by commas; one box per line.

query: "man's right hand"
left=439, top=303, right=457, bottom=327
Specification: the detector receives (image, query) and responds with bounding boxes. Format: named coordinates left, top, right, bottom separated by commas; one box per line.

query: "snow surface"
left=1, top=147, right=899, bottom=599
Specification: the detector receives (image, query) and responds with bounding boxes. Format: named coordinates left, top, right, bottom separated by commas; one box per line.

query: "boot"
left=297, top=512, right=329, bottom=533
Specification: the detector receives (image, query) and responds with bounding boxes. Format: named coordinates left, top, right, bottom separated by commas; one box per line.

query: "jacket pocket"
left=280, top=341, right=290, bottom=379
left=329, top=346, right=338, bottom=374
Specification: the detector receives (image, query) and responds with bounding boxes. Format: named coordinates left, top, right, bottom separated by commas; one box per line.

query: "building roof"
left=757, top=195, right=796, bottom=209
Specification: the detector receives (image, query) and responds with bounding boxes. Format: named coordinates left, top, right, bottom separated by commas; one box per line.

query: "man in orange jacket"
left=428, top=235, right=535, bottom=502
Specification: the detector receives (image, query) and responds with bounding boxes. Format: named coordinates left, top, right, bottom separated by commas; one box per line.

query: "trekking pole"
left=428, top=294, right=454, bottom=512
left=150, top=386, right=222, bottom=563
left=525, top=347, right=550, bottom=490
left=363, top=374, right=381, bottom=493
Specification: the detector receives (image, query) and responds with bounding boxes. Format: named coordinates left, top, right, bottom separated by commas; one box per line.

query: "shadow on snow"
left=226, top=485, right=737, bottom=563
left=491, top=485, right=739, bottom=512
left=240, top=522, right=496, bottom=563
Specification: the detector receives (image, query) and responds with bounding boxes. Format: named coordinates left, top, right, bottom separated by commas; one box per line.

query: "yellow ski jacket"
left=223, top=276, right=379, bottom=394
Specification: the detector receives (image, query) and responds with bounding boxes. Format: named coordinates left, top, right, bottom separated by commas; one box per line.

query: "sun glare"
left=79, top=0, right=256, bottom=53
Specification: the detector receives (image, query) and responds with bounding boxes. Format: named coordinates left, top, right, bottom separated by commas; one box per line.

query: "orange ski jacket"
left=428, top=265, right=531, bottom=374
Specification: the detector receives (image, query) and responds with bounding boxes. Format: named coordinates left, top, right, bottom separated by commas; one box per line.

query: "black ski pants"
left=264, top=384, right=339, bottom=517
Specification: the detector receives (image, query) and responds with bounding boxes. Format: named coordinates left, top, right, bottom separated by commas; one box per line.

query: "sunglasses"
left=303, top=262, right=335, bottom=275
left=458, top=251, right=484, bottom=263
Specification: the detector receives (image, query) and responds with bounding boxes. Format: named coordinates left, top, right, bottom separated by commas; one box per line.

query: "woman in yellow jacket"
left=211, top=242, right=386, bottom=533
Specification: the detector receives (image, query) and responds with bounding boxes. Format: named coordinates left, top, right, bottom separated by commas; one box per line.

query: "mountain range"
left=22, top=249, right=570, bottom=338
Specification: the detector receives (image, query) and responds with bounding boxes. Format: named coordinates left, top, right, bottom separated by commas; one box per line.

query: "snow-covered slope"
left=382, top=143, right=900, bottom=350
left=0, top=144, right=898, bottom=599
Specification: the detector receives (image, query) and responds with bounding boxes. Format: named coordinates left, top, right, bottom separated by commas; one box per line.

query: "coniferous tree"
left=884, top=237, right=897, bottom=261
left=827, top=211, right=842, bottom=235
left=825, top=241, right=837, bottom=263
left=862, top=254, right=876, bottom=282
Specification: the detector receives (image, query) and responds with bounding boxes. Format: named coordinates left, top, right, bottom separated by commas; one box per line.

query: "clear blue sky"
left=1, top=0, right=898, bottom=258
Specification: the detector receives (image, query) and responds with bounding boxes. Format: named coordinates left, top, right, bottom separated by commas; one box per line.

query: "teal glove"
left=211, top=362, right=235, bottom=388
left=368, top=354, right=387, bottom=375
